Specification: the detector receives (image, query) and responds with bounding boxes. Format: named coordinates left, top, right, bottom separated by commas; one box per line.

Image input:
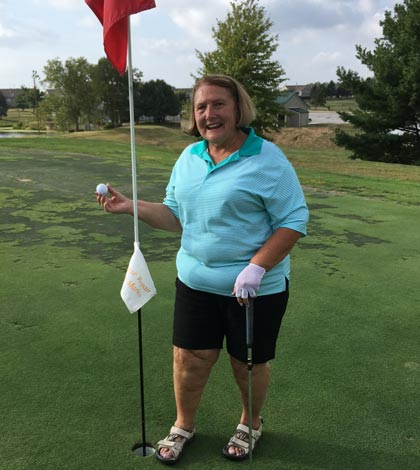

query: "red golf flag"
left=85, top=0, right=156, bottom=75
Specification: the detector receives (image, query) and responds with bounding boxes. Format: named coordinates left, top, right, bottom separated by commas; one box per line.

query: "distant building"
left=0, top=88, right=22, bottom=107
left=277, top=91, right=310, bottom=127
left=286, top=84, right=313, bottom=100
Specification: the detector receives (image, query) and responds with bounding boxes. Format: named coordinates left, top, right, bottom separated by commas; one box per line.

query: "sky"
left=0, top=0, right=394, bottom=90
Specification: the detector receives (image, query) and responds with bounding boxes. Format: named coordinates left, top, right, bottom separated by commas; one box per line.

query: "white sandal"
left=156, top=425, right=195, bottom=465
left=222, top=419, right=263, bottom=460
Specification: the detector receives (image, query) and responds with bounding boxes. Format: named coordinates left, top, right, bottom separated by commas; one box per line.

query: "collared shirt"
left=163, top=128, right=309, bottom=296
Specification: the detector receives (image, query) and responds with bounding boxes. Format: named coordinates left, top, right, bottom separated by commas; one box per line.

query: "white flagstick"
left=126, top=17, right=155, bottom=458
left=127, top=18, right=139, bottom=246
left=121, top=19, right=156, bottom=315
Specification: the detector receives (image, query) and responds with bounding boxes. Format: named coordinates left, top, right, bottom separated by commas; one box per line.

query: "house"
left=277, top=91, right=310, bottom=127
left=0, top=88, right=22, bottom=107
left=286, top=84, right=313, bottom=100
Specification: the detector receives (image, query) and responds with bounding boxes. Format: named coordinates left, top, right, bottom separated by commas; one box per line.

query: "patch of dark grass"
left=0, top=141, right=180, bottom=264
left=343, top=229, right=390, bottom=247
left=329, top=212, right=382, bottom=224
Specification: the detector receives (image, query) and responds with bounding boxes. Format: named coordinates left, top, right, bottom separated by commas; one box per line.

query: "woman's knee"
left=230, top=355, right=269, bottom=376
left=174, top=347, right=220, bottom=372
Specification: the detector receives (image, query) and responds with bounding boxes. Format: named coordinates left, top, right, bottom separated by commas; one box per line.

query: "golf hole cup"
left=96, top=183, right=108, bottom=195
left=132, top=442, right=155, bottom=457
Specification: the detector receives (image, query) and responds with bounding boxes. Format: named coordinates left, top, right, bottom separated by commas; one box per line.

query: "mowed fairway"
left=1, top=126, right=420, bottom=470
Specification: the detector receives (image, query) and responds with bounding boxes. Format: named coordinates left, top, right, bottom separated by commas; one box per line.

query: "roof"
left=288, top=107, right=309, bottom=114
left=276, top=91, right=298, bottom=105
left=0, top=88, right=21, bottom=99
left=286, top=84, right=313, bottom=98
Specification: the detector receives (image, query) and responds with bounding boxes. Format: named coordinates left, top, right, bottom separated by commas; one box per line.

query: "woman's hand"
left=96, top=184, right=133, bottom=215
left=232, top=263, right=266, bottom=305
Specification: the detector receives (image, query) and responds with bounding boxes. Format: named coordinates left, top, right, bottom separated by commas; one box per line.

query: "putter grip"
left=246, top=300, right=254, bottom=346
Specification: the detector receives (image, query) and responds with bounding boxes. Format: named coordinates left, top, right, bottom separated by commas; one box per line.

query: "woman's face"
left=193, top=84, right=239, bottom=147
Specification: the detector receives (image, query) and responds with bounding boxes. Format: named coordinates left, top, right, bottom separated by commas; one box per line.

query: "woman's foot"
left=222, top=419, right=263, bottom=460
left=156, top=425, right=195, bottom=465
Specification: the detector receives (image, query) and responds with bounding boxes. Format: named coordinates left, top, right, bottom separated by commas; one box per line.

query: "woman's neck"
left=207, top=129, right=247, bottom=164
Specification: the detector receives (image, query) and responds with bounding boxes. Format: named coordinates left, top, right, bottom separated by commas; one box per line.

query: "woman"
left=97, top=75, right=309, bottom=464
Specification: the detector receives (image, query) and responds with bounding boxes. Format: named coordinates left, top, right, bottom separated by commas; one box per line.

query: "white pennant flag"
left=120, top=243, right=157, bottom=313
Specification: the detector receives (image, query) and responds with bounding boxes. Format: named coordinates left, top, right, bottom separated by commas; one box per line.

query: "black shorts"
left=172, top=278, right=289, bottom=364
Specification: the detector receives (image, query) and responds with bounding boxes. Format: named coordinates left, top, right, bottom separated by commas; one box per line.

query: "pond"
left=0, top=132, right=40, bottom=138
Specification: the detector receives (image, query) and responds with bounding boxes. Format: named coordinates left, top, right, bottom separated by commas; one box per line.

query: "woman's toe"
left=159, top=448, right=172, bottom=459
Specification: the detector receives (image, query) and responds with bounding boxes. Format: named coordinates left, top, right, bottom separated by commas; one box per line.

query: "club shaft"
left=247, top=349, right=253, bottom=463
left=246, top=299, right=253, bottom=346
left=246, top=300, right=254, bottom=462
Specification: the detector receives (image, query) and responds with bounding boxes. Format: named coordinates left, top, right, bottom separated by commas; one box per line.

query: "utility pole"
left=32, top=70, right=40, bottom=133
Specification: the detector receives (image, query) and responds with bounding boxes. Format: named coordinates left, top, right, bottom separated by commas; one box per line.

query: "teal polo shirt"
left=163, top=128, right=308, bottom=296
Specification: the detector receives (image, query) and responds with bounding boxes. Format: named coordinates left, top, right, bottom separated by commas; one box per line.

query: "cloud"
left=33, top=0, right=81, bottom=10
left=311, top=51, right=341, bottom=65
left=170, top=8, right=212, bottom=41
left=0, top=23, right=15, bottom=40
left=79, top=14, right=99, bottom=29
left=140, top=37, right=192, bottom=56
left=0, top=1, right=60, bottom=48
left=0, top=19, right=55, bottom=48
left=357, top=11, right=385, bottom=45
left=159, top=0, right=229, bottom=41
left=266, top=0, right=362, bottom=32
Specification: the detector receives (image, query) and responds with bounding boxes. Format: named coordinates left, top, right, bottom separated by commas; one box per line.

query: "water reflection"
left=0, top=132, right=38, bottom=138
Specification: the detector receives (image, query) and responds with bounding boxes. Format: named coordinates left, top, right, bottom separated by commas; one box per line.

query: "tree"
left=138, top=80, right=181, bottom=123
left=326, top=80, right=337, bottom=99
left=0, top=92, right=8, bottom=117
left=14, top=86, right=44, bottom=114
left=43, top=57, right=99, bottom=131
left=175, top=90, right=190, bottom=110
left=335, top=81, right=352, bottom=99
left=196, top=0, right=286, bottom=134
left=15, top=87, right=32, bottom=111
left=310, top=82, right=328, bottom=107
left=335, top=0, right=420, bottom=165
left=92, top=58, right=143, bottom=126
left=93, top=58, right=128, bottom=126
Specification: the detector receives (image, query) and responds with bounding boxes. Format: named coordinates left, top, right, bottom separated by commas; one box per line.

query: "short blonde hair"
left=185, top=74, right=257, bottom=137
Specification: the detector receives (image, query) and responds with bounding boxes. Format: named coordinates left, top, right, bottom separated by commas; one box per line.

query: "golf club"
left=245, top=298, right=254, bottom=462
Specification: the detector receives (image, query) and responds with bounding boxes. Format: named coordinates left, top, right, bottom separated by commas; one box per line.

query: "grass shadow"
left=262, top=431, right=420, bottom=470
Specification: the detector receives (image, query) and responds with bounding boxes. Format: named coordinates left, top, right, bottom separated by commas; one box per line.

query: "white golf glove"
left=233, top=263, right=266, bottom=299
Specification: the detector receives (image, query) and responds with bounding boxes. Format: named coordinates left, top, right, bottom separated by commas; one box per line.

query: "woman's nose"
left=204, top=104, right=215, bottom=119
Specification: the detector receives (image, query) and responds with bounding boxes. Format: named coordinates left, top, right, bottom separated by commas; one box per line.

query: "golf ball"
left=96, top=183, right=108, bottom=195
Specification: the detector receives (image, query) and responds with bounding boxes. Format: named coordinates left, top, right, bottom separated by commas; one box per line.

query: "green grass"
left=309, top=99, right=358, bottom=112
left=0, top=108, right=39, bottom=130
left=1, top=127, right=420, bottom=470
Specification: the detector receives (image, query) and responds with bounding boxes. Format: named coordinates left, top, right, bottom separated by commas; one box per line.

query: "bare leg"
left=158, top=347, right=220, bottom=459
left=227, top=356, right=270, bottom=457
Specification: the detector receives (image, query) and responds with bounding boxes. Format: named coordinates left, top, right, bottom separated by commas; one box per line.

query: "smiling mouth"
left=206, top=123, right=223, bottom=130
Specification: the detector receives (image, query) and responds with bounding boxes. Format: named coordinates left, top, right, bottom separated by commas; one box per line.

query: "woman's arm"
left=233, top=228, right=303, bottom=301
left=250, top=227, right=302, bottom=271
left=97, top=184, right=182, bottom=233
left=137, top=200, right=182, bottom=232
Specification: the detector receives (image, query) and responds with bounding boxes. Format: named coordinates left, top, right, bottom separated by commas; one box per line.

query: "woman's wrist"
left=250, top=258, right=271, bottom=272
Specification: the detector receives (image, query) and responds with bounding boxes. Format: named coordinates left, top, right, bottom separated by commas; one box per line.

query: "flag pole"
left=127, top=18, right=139, bottom=247
left=127, top=17, right=154, bottom=458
